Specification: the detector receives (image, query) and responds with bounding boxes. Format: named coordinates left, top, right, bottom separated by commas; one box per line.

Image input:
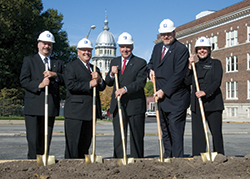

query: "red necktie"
left=161, top=47, right=166, bottom=61
left=121, top=59, right=126, bottom=75
left=86, top=63, right=91, bottom=73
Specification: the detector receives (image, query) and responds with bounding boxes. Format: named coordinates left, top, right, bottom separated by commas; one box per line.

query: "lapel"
left=197, top=58, right=213, bottom=79
left=35, top=54, right=47, bottom=77
left=157, top=40, right=177, bottom=68
left=120, top=54, right=135, bottom=82
left=77, top=58, right=92, bottom=77
left=50, top=58, right=57, bottom=72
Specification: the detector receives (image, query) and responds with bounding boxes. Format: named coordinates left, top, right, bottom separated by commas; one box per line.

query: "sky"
left=42, top=0, right=243, bottom=62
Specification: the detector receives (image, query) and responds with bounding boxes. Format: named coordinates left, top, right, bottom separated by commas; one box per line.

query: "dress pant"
left=113, top=108, right=145, bottom=158
left=192, top=109, right=224, bottom=156
left=159, top=108, right=186, bottom=158
left=25, top=115, right=55, bottom=159
left=64, top=118, right=92, bottom=159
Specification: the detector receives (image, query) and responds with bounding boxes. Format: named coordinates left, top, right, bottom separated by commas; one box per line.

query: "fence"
left=0, top=99, right=65, bottom=117
left=0, top=99, right=24, bottom=117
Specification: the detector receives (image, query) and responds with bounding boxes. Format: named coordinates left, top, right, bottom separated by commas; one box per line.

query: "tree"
left=100, top=86, right=113, bottom=110
left=0, top=0, right=70, bottom=95
left=144, top=81, right=154, bottom=97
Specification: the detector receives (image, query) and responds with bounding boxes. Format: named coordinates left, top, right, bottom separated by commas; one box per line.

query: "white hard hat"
left=117, top=32, right=134, bottom=45
left=37, top=30, right=55, bottom=43
left=195, top=36, right=211, bottom=48
left=77, top=38, right=93, bottom=49
left=158, top=19, right=176, bottom=33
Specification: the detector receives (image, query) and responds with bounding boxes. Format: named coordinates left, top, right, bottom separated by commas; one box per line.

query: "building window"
left=100, top=50, right=103, bottom=55
left=226, top=81, right=238, bottom=99
left=227, top=107, right=238, bottom=117
left=226, top=30, right=238, bottom=47
left=210, top=36, right=218, bottom=50
left=247, top=26, right=250, bottom=42
left=247, top=53, right=250, bottom=70
left=248, top=80, right=250, bottom=99
left=226, top=56, right=238, bottom=72
left=99, top=62, right=102, bottom=68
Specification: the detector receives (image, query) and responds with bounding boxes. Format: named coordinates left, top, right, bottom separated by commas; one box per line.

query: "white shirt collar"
left=38, top=53, right=51, bottom=69
left=78, top=58, right=92, bottom=72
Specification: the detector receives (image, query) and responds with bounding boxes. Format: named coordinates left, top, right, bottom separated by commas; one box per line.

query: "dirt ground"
left=1, top=154, right=250, bottom=179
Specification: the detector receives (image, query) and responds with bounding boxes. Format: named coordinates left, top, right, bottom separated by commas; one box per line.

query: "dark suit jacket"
left=148, top=40, right=190, bottom=112
left=185, top=57, right=224, bottom=112
left=64, top=58, right=106, bottom=121
left=20, top=54, right=64, bottom=117
left=105, top=54, right=147, bottom=116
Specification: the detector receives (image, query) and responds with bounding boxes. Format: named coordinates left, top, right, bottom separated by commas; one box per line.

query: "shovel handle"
left=191, top=62, right=211, bottom=153
left=152, top=76, right=162, bottom=140
left=115, top=73, right=127, bottom=159
left=44, top=63, right=49, bottom=155
left=92, top=65, right=97, bottom=154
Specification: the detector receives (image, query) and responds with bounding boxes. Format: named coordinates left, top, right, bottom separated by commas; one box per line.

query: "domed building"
left=92, top=16, right=116, bottom=79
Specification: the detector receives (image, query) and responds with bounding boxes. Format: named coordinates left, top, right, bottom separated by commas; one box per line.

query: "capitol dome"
left=92, top=15, right=116, bottom=79
left=95, top=19, right=116, bottom=48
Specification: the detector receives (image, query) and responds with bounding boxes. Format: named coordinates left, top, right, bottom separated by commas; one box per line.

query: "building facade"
left=174, top=0, right=250, bottom=121
left=92, top=16, right=116, bottom=79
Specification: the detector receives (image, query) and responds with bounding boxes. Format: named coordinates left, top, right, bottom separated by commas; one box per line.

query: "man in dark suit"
left=148, top=19, right=190, bottom=158
left=105, top=32, right=147, bottom=158
left=20, top=30, right=64, bottom=159
left=64, top=38, right=106, bottom=159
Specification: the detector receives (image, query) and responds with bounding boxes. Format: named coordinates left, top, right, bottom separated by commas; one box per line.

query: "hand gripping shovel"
left=37, top=63, right=55, bottom=166
left=85, top=65, right=102, bottom=164
left=115, top=73, right=134, bottom=165
left=191, top=62, right=217, bottom=162
left=152, top=76, right=170, bottom=163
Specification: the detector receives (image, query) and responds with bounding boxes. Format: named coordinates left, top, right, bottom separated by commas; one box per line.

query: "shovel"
left=152, top=76, right=170, bottom=163
left=37, top=63, right=55, bottom=166
left=191, top=62, right=217, bottom=162
left=115, top=73, right=134, bottom=165
left=85, top=65, right=102, bottom=164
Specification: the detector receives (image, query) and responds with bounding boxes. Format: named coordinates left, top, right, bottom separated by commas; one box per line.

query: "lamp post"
left=86, top=25, right=96, bottom=38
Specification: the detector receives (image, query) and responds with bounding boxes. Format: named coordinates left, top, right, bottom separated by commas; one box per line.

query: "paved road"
left=0, top=118, right=250, bottom=160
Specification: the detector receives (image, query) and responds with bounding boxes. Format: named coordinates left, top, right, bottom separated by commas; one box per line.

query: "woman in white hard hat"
left=186, top=36, right=224, bottom=156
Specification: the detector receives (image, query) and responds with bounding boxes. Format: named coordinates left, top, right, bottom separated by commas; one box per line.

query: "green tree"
left=144, top=81, right=154, bottom=97
left=0, top=0, right=69, bottom=94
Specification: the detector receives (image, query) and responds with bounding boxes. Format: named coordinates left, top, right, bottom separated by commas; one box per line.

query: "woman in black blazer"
left=186, top=36, right=224, bottom=156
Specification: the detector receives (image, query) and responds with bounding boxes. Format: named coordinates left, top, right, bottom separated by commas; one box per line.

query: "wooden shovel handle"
left=152, top=76, right=162, bottom=140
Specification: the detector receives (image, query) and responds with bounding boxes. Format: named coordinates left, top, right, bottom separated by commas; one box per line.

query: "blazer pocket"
left=25, top=92, right=35, bottom=98
left=71, top=97, right=84, bottom=103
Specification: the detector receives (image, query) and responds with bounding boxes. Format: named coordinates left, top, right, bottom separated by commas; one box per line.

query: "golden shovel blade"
left=117, top=157, right=134, bottom=165
left=153, top=157, right=171, bottom=163
left=201, top=152, right=217, bottom=162
left=85, top=154, right=103, bottom=164
left=37, top=154, right=55, bottom=166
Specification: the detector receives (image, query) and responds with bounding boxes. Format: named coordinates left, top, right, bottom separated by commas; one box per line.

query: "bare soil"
left=1, top=154, right=250, bottom=179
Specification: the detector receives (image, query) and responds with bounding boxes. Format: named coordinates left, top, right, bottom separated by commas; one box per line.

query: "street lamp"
left=86, top=25, right=96, bottom=38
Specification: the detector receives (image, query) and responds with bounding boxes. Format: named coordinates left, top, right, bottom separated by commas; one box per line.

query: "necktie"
left=161, top=47, right=166, bottom=61
left=86, top=63, right=91, bottom=73
left=44, top=57, right=48, bottom=64
left=121, top=59, right=126, bottom=75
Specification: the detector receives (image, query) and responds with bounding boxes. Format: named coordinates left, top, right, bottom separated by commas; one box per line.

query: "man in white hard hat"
left=63, top=38, right=106, bottom=158
left=20, top=30, right=64, bottom=159
left=105, top=32, right=147, bottom=158
left=148, top=19, right=190, bottom=158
